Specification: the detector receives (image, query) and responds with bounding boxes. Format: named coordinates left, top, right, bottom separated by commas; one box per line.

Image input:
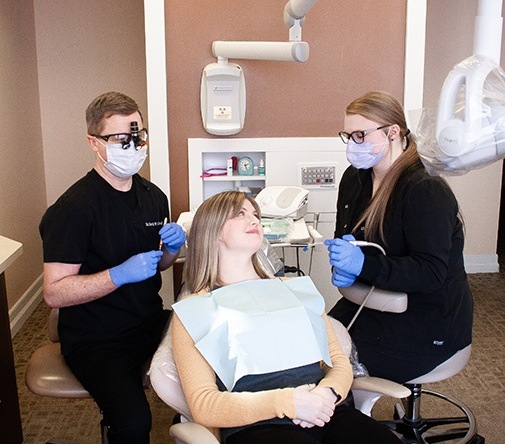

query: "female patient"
left=172, top=191, right=400, bottom=443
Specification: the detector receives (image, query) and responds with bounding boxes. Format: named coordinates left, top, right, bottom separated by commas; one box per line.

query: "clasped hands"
left=324, top=234, right=364, bottom=288
left=109, top=223, right=186, bottom=287
left=292, top=384, right=339, bottom=428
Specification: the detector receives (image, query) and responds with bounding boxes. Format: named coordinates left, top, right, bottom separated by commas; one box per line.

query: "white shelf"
left=188, top=137, right=347, bottom=210
left=203, top=174, right=266, bottom=182
left=0, top=236, right=23, bottom=275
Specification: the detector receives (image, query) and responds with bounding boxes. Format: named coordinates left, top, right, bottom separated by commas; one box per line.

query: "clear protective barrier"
left=256, top=236, right=285, bottom=276
left=417, top=55, right=505, bottom=175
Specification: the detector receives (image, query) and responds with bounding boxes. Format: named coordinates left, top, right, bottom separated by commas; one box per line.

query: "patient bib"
left=172, top=276, right=331, bottom=390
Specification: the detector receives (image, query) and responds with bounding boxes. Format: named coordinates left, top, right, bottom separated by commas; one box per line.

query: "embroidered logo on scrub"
left=145, top=221, right=164, bottom=227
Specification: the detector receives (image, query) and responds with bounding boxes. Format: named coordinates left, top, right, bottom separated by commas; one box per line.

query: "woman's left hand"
left=293, top=384, right=335, bottom=427
left=292, top=385, right=337, bottom=428
left=325, top=234, right=364, bottom=276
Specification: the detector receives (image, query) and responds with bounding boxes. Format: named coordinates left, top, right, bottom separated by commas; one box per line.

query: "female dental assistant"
left=326, top=91, right=474, bottom=383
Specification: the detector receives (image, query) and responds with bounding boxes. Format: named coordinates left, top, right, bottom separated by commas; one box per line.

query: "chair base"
left=100, top=419, right=110, bottom=444
left=382, top=387, right=482, bottom=444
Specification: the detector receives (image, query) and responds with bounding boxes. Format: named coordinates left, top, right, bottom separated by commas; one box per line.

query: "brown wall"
left=0, top=0, right=46, bottom=307
left=165, top=0, right=407, bottom=219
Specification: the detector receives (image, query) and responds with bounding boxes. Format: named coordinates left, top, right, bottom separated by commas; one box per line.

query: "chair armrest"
left=352, top=376, right=411, bottom=399
left=339, top=282, right=408, bottom=313
left=170, top=422, right=219, bottom=443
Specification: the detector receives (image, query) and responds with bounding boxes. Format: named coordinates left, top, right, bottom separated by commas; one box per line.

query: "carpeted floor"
left=12, top=300, right=176, bottom=444
left=13, top=259, right=505, bottom=443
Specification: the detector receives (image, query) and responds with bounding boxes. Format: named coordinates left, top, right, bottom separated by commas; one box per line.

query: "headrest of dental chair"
left=149, top=324, right=193, bottom=421
left=338, top=282, right=408, bottom=313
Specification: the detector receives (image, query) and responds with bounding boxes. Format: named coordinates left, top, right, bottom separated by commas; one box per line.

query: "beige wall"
left=0, top=0, right=46, bottom=307
left=165, top=0, right=407, bottom=218
left=0, top=0, right=147, bottom=311
left=424, top=1, right=504, bottom=259
left=34, top=0, right=149, bottom=207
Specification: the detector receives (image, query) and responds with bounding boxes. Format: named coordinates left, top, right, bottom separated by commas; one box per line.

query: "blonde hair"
left=348, top=91, right=423, bottom=242
left=183, top=191, right=270, bottom=294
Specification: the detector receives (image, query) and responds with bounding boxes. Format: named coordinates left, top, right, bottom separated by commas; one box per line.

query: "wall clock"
left=238, top=156, right=254, bottom=175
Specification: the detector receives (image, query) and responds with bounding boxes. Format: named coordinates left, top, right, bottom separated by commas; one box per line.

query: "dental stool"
left=25, top=308, right=150, bottom=444
left=339, top=282, right=483, bottom=443
left=382, top=344, right=483, bottom=444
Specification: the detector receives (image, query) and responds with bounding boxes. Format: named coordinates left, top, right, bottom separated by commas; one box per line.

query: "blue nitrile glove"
left=331, top=268, right=357, bottom=288
left=109, top=250, right=163, bottom=287
left=324, top=234, right=364, bottom=277
left=159, top=222, right=186, bottom=254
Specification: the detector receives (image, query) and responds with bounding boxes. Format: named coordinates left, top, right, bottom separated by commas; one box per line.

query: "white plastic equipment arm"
left=212, top=41, right=309, bottom=62
left=284, top=0, right=319, bottom=27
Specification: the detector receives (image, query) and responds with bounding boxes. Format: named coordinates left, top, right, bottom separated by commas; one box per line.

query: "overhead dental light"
left=418, top=0, right=505, bottom=175
left=200, top=0, right=319, bottom=136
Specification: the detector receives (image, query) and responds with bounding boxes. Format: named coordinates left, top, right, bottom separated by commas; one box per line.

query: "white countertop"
left=0, top=236, right=23, bottom=274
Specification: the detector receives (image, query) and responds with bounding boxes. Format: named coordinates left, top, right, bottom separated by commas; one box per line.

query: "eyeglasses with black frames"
left=339, top=125, right=389, bottom=145
left=92, top=128, right=148, bottom=149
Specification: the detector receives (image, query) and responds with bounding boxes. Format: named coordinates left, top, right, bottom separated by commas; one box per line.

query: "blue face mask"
left=346, top=139, right=388, bottom=169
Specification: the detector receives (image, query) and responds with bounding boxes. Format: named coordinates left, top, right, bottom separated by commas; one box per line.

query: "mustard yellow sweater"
left=172, top=308, right=353, bottom=442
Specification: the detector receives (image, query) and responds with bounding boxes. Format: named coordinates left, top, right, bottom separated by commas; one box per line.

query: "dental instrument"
left=159, top=217, right=167, bottom=250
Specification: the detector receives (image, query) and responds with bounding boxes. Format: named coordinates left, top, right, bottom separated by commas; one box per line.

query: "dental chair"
left=149, top=315, right=411, bottom=444
left=339, top=282, right=483, bottom=444
left=25, top=308, right=150, bottom=444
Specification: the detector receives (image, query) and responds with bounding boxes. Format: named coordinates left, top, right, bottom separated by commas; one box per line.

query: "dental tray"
left=261, top=218, right=294, bottom=241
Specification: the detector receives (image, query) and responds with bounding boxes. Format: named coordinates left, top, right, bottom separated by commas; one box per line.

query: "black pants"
left=226, top=403, right=401, bottom=444
left=64, top=311, right=169, bottom=444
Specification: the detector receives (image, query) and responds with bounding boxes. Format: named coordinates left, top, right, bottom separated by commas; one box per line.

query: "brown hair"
left=183, top=191, right=270, bottom=294
left=85, top=92, right=142, bottom=135
left=347, top=91, right=423, bottom=241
